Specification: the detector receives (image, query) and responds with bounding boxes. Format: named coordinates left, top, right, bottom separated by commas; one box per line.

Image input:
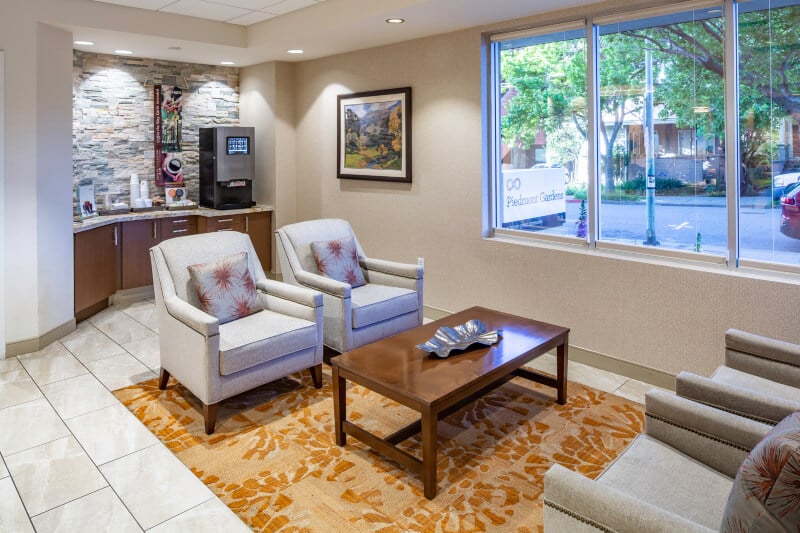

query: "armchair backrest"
left=276, top=219, right=366, bottom=283
left=152, top=231, right=265, bottom=308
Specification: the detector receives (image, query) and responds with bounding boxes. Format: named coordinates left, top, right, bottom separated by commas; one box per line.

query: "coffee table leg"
left=422, top=408, right=437, bottom=499
left=557, top=339, right=568, bottom=405
left=333, top=365, right=346, bottom=446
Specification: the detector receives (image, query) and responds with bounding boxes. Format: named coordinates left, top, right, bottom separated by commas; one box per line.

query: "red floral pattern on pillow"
left=187, top=252, right=264, bottom=324
left=311, top=237, right=366, bottom=287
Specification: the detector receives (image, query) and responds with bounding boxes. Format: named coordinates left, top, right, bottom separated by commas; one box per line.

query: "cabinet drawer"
left=204, top=214, right=245, bottom=232
left=160, top=216, right=197, bottom=240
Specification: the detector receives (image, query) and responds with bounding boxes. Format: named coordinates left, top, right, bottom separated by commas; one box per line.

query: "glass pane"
left=597, top=8, right=726, bottom=255
left=738, top=0, right=800, bottom=265
left=496, top=30, right=588, bottom=237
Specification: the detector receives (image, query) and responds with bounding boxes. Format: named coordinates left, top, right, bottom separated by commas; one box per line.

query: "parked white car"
left=773, top=171, right=800, bottom=200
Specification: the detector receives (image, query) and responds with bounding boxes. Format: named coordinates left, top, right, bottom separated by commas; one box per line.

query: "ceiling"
left=70, top=0, right=603, bottom=67
left=92, top=0, right=326, bottom=25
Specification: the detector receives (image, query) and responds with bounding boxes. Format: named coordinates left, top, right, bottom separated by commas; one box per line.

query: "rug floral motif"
left=113, top=368, right=644, bottom=532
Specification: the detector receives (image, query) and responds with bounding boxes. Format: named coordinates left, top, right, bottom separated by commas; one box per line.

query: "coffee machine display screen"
left=226, top=136, right=250, bottom=155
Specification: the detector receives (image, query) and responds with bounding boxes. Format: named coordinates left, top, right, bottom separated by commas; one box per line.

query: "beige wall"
left=292, top=25, right=799, bottom=377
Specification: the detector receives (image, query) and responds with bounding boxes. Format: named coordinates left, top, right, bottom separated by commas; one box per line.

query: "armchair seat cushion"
left=351, top=284, right=418, bottom=329
left=596, top=434, right=734, bottom=530
left=219, top=309, right=317, bottom=376
left=711, top=366, right=800, bottom=402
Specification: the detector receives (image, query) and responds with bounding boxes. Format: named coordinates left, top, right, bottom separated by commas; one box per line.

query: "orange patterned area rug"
left=113, top=368, right=643, bottom=532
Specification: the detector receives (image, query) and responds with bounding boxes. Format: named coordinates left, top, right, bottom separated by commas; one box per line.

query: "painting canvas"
left=338, top=87, right=411, bottom=182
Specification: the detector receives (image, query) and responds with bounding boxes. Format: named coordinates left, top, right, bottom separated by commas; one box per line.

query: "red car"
left=779, top=181, right=800, bottom=238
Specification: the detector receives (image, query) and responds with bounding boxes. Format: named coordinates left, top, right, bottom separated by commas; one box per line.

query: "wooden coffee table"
left=331, top=306, right=569, bottom=499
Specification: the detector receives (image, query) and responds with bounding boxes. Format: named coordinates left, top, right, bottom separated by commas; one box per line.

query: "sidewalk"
left=566, top=194, right=775, bottom=209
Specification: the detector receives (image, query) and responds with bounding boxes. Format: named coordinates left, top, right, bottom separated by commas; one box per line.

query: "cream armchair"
left=676, top=328, right=800, bottom=425
left=275, top=218, right=423, bottom=353
left=150, top=231, right=324, bottom=434
left=544, top=389, right=773, bottom=532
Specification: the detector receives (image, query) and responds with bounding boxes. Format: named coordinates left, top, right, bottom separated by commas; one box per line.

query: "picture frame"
left=337, top=87, right=411, bottom=182
left=77, top=181, right=98, bottom=219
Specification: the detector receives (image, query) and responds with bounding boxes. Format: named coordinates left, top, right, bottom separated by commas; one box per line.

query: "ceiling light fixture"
left=168, top=46, right=182, bottom=51
left=286, top=49, right=304, bottom=54
left=386, top=18, right=405, bottom=24
left=220, top=61, right=235, bottom=65
left=115, top=49, right=133, bottom=55
left=73, top=40, right=95, bottom=46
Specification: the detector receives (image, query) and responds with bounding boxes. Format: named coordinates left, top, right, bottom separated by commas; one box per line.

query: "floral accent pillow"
left=187, top=251, right=264, bottom=324
left=310, top=237, right=366, bottom=287
left=721, top=410, right=800, bottom=532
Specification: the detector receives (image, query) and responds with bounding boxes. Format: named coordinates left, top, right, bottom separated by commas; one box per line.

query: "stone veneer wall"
left=73, top=51, right=239, bottom=216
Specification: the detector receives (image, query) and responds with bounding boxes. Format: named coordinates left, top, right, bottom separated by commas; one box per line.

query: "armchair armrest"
left=644, top=389, right=771, bottom=477
left=257, top=279, right=322, bottom=308
left=725, top=329, right=800, bottom=387
left=544, top=464, right=714, bottom=533
left=294, top=270, right=351, bottom=298
left=361, top=257, right=422, bottom=279
left=676, top=371, right=800, bottom=425
left=163, top=295, right=219, bottom=337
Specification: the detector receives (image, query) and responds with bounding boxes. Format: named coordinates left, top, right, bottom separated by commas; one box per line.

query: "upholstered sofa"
left=676, top=328, right=800, bottom=425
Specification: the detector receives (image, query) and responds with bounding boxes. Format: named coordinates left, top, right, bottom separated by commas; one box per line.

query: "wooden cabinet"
left=74, top=224, right=120, bottom=321
left=244, top=211, right=271, bottom=272
left=198, top=214, right=245, bottom=233
left=121, top=216, right=198, bottom=290
left=120, top=219, right=161, bottom=290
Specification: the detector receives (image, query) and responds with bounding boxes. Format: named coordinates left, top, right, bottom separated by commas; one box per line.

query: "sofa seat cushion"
left=596, top=434, right=733, bottom=530
left=351, top=284, right=418, bottom=329
left=712, top=366, right=800, bottom=403
left=721, top=410, right=800, bottom=532
left=218, top=309, right=316, bottom=376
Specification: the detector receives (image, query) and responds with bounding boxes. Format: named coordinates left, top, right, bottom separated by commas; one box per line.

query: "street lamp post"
left=643, top=50, right=659, bottom=246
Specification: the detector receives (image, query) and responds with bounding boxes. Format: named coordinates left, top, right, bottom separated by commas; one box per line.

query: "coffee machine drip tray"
left=214, top=201, right=255, bottom=210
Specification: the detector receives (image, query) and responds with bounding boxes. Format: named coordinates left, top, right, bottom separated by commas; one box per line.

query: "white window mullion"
left=724, top=0, right=740, bottom=268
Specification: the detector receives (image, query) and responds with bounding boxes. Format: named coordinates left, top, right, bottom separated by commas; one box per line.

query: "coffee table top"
left=331, top=306, right=569, bottom=408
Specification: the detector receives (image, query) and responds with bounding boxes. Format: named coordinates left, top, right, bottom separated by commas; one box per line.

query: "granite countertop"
left=73, top=205, right=274, bottom=233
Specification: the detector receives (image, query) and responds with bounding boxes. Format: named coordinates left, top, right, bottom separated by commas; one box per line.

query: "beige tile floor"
left=0, top=300, right=665, bottom=531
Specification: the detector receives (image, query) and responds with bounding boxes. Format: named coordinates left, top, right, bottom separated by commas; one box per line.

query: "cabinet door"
left=121, top=219, right=160, bottom=290
left=74, top=224, right=119, bottom=318
left=245, top=211, right=271, bottom=272
left=160, top=216, right=197, bottom=241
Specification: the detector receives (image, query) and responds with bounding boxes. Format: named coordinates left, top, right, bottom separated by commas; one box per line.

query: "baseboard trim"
left=110, top=286, right=154, bottom=305
left=422, top=305, right=675, bottom=390
left=5, top=318, right=77, bottom=358
left=568, top=345, right=675, bottom=391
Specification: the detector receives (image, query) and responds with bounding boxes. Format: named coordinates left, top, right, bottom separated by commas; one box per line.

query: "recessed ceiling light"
left=220, top=61, right=235, bottom=65
left=73, top=40, right=95, bottom=46
left=115, top=49, right=133, bottom=55
left=286, top=49, right=304, bottom=54
left=386, top=18, right=405, bottom=24
left=168, top=46, right=182, bottom=51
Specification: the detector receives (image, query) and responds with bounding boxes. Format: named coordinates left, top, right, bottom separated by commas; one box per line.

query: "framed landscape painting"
left=337, top=87, right=411, bottom=182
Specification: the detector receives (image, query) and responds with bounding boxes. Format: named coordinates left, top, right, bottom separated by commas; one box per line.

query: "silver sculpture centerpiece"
left=416, top=319, right=499, bottom=358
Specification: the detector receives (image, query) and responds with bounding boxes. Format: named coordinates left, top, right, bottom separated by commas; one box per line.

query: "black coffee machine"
left=199, top=126, right=256, bottom=210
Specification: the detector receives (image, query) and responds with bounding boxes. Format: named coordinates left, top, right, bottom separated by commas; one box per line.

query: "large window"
left=490, top=0, right=800, bottom=272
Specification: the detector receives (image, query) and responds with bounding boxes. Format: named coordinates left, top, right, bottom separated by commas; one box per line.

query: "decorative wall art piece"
left=154, top=84, right=185, bottom=186
left=78, top=181, right=97, bottom=219
left=337, top=87, right=411, bottom=182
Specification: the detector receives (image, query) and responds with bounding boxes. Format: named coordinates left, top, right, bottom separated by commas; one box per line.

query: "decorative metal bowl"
left=416, top=319, right=499, bottom=358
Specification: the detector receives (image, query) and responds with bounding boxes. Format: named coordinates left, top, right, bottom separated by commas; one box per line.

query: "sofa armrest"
left=294, top=270, right=350, bottom=298
left=644, top=389, right=771, bottom=478
left=361, top=257, right=422, bottom=280
left=257, top=279, right=322, bottom=308
left=676, top=371, right=800, bottom=425
left=163, top=295, right=219, bottom=337
left=725, top=329, right=800, bottom=387
left=544, top=464, right=714, bottom=533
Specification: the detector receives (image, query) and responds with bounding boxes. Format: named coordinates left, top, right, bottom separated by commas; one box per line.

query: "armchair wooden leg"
left=158, top=368, right=171, bottom=390
left=309, top=364, right=323, bottom=388
left=203, top=403, right=219, bottom=435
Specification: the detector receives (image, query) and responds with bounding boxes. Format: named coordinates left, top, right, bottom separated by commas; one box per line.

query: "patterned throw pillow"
left=187, top=252, right=264, bottom=324
left=721, top=410, right=800, bottom=532
left=310, top=237, right=366, bottom=287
